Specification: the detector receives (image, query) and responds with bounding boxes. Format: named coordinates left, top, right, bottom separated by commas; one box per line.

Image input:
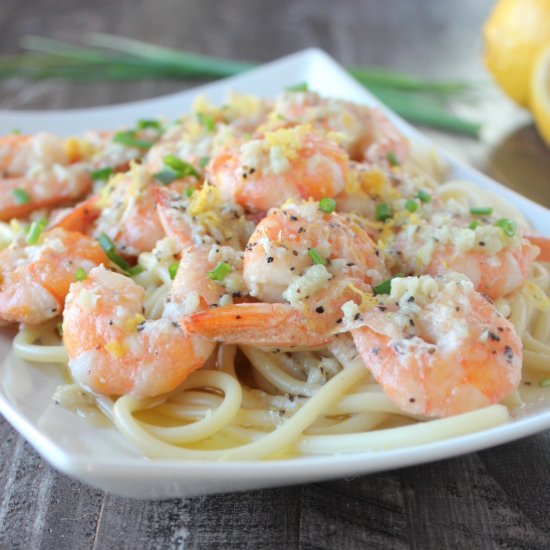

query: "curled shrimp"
left=0, top=228, right=107, bottom=325
left=0, top=133, right=92, bottom=221
left=208, top=125, right=350, bottom=212
left=183, top=200, right=388, bottom=347
left=347, top=273, right=522, bottom=417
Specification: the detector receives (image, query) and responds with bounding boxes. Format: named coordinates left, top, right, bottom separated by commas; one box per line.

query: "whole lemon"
left=484, top=0, right=550, bottom=108
left=530, top=41, right=550, bottom=146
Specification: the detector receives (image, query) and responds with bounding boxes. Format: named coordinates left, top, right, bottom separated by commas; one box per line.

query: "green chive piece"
left=207, top=261, right=232, bottom=281
left=163, top=154, right=200, bottom=179
left=128, top=265, right=144, bottom=276
left=404, top=199, right=417, bottom=213
left=469, top=220, right=480, bottom=230
left=168, top=261, right=179, bottom=280
left=541, top=378, right=550, bottom=387
left=184, top=187, right=194, bottom=198
left=308, top=248, right=326, bottom=266
left=494, top=218, right=516, bottom=237
left=136, top=119, right=161, bottom=130
left=373, top=274, right=404, bottom=296
left=387, top=151, right=400, bottom=167
left=470, top=206, right=493, bottom=216
left=12, top=128, right=21, bottom=135
left=154, top=169, right=178, bottom=185
left=26, top=219, right=47, bottom=245
left=113, top=130, right=153, bottom=149
left=12, top=188, right=30, bottom=205
left=74, top=267, right=87, bottom=281
left=375, top=202, right=393, bottom=222
left=319, top=197, right=336, bottom=214
left=199, top=156, right=210, bottom=168
left=196, top=111, right=216, bottom=132
left=90, top=167, right=113, bottom=181
left=417, top=190, right=432, bottom=203
left=98, top=233, right=130, bottom=271
left=285, top=82, right=308, bottom=92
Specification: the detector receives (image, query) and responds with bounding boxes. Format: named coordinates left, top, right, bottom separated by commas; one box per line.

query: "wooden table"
left=1, top=1, right=549, bottom=548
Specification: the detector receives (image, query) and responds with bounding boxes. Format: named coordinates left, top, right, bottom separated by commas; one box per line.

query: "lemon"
left=483, top=0, right=550, bottom=107
left=531, top=41, right=550, bottom=146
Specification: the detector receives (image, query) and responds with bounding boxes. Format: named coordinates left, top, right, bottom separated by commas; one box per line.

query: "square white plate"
left=1, top=49, right=549, bottom=499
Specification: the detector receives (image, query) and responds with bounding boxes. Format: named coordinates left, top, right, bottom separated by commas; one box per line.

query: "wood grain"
left=0, top=0, right=549, bottom=548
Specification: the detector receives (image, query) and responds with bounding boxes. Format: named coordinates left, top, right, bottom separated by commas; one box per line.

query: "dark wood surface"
left=1, top=1, right=549, bottom=548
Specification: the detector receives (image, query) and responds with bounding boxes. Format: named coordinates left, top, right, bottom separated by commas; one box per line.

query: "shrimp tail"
left=50, top=195, right=101, bottom=232
left=182, top=303, right=332, bottom=347
left=526, top=234, right=550, bottom=263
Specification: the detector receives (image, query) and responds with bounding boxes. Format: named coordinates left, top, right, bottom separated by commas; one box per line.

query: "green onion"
left=74, top=267, right=87, bottom=281
left=128, top=265, right=144, bottom=276
left=154, top=169, right=178, bottom=185
left=98, top=233, right=131, bottom=271
left=469, top=220, right=480, bottom=230
left=199, top=156, right=210, bottom=168
left=416, top=190, right=432, bottom=203
left=136, top=119, right=161, bottom=130
left=308, top=248, right=326, bottom=266
left=207, top=262, right=232, bottom=281
left=12, top=128, right=21, bottom=135
left=12, top=188, right=30, bottom=205
left=376, top=203, right=392, bottom=222
left=26, top=219, right=47, bottom=245
left=196, top=111, right=216, bottom=132
left=386, top=151, right=400, bottom=167
left=470, top=206, right=493, bottom=216
left=495, top=218, right=516, bottom=237
left=404, top=199, right=417, bottom=213
left=285, top=82, right=308, bottom=92
left=113, top=130, right=153, bottom=149
left=319, top=197, right=336, bottom=214
left=90, top=167, right=113, bottom=181
left=373, top=274, right=404, bottom=296
left=185, top=187, right=194, bottom=198
left=163, top=154, right=199, bottom=177
left=541, top=378, right=550, bottom=387
left=168, top=262, right=179, bottom=280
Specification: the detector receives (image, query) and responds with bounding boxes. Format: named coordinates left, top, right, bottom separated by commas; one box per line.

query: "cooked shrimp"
left=183, top=200, right=388, bottom=346
left=348, top=273, right=522, bottom=417
left=269, top=90, right=409, bottom=164
left=0, top=228, right=107, bottom=325
left=62, top=244, right=227, bottom=397
left=0, top=133, right=92, bottom=221
left=208, top=125, right=350, bottom=212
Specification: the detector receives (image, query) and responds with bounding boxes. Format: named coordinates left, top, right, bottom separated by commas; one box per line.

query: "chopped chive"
left=416, top=190, right=432, bottom=203
left=308, top=248, right=326, bottom=266
left=74, top=267, right=87, bottom=281
left=469, top=220, right=480, bottom=230
left=199, top=156, right=210, bottom=168
left=136, top=119, right=161, bottom=130
left=184, top=187, right=194, bottom=198
left=494, top=218, right=516, bottom=237
left=373, top=274, right=404, bottom=296
left=470, top=206, right=493, bottom=216
left=98, top=233, right=130, bottom=271
left=12, top=188, right=30, bottom=205
left=154, top=169, right=178, bottom=185
left=541, top=378, right=550, bottom=387
left=128, top=265, right=144, bottom=276
left=26, top=219, right=47, bottom=245
left=387, top=151, right=400, bottom=167
left=207, top=261, right=232, bottom=281
left=12, top=128, right=21, bottom=135
left=90, top=167, right=113, bottom=181
left=375, top=202, right=393, bottom=222
left=404, top=199, right=417, bottom=213
left=168, top=261, right=179, bottom=280
left=285, top=82, right=308, bottom=92
left=163, top=154, right=200, bottom=179
left=113, top=130, right=153, bottom=149
left=196, top=111, right=216, bottom=132
left=319, top=197, right=336, bottom=214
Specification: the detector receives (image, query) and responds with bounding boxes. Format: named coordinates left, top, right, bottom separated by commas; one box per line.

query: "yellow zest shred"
left=264, top=125, right=310, bottom=161
left=188, top=184, right=222, bottom=218
left=64, top=137, right=95, bottom=163
left=523, top=280, right=550, bottom=312
left=348, top=283, right=378, bottom=311
left=105, top=340, right=128, bottom=358
left=125, top=314, right=146, bottom=332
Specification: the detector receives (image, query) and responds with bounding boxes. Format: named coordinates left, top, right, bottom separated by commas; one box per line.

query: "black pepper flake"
left=504, top=345, right=514, bottom=363
left=266, top=256, right=274, bottom=263
left=108, top=320, right=113, bottom=326
left=488, top=331, right=500, bottom=342
left=409, top=397, right=416, bottom=403
left=371, top=347, right=379, bottom=354
left=290, top=215, right=298, bottom=221
left=409, top=319, right=415, bottom=326
left=479, top=241, right=486, bottom=247
left=346, top=262, right=355, bottom=267
left=298, top=227, right=306, bottom=233
left=236, top=315, right=241, bottom=319
left=290, top=267, right=295, bottom=271
left=377, top=306, right=387, bottom=312
left=354, top=313, right=361, bottom=321
left=427, top=347, right=436, bottom=354
left=292, top=250, right=299, bottom=256
left=336, top=318, right=343, bottom=324
left=407, top=296, right=415, bottom=303
left=315, top=306, right=325, bottom=314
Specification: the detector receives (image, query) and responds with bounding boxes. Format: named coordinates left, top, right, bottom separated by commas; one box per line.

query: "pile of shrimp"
left=1, top=86, right=549, bottom=429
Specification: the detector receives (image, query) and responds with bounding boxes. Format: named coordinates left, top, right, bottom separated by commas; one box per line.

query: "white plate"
left=1, top=49, right=549, bottom=499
